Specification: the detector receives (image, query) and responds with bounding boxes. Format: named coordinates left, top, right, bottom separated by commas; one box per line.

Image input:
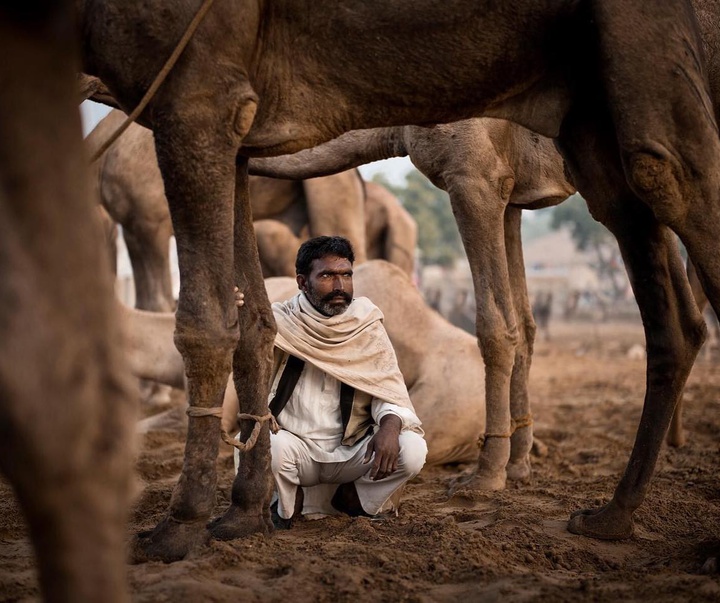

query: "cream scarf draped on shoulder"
left=272, top=293, right=415, bottom=411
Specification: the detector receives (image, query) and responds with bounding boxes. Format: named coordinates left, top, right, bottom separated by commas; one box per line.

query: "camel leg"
left=667, top=260, right=710, bottom=447
left=592, top=0, right=720, bottom=452
left=209, top=159, right=276, bottom=540
left=123, top=222, right=177, bottom=408
left=504, top=206, right=537, bottom=481
left=123, top=217, right=176, bottom=408
left=445, top=169, right=517, bottom=492
left=558, top=107, right=706, bottom=541
left=123, top=219, right=175, bottom=313
left=0, top=5, right=136, bottom=599
left=135, top=86, right=263, bottom=561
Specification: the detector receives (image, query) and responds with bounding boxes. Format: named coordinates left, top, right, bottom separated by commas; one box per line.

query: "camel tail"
left=248, top=127, right=408, bottom=179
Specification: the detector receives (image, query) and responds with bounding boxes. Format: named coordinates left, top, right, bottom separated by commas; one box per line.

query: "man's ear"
left=296, top=274, right=306, bottom=291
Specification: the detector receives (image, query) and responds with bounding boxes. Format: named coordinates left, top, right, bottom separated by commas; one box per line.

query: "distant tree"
left=372, top=170, right=464, bottom=266
left=550, top=193, right=627, bottom=299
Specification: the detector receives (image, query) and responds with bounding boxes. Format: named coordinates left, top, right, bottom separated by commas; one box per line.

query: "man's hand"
left=234, top=286, right=245, bottom=308
left=364, top=414, right=402, bottom=480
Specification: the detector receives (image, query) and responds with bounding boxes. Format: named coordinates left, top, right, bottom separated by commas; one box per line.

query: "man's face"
left=297, top=254, right=354, bottom=316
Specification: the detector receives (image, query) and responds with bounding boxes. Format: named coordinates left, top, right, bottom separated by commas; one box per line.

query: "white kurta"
left=277, top=360, right=419, bottom=463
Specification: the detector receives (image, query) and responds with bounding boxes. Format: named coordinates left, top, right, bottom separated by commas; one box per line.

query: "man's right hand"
left=364, top=414, right=402, bottom=480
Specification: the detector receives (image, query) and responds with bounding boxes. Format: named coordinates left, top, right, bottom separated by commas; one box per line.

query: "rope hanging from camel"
left=89, top=0, right=218, bottom=163
left=186, top=407, right=279, bottom=452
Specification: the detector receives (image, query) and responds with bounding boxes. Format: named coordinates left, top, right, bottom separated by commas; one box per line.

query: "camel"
left=0, top=3, right=136, bottom=601
left=247, top=0, right=720, bottom=509
left=79, top=0, right=720, bottom=555
left=121, top=260, right=486, bottom=465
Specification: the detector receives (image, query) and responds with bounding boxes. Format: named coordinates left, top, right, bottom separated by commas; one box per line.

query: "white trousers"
left=271, top=429, right=427, bottom=519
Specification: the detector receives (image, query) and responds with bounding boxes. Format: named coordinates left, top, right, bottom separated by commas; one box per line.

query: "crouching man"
left=243, top=235, right=427, bottom=528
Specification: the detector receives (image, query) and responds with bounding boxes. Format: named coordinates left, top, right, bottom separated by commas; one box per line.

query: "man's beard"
left=305, top=285, right=352, bottom=316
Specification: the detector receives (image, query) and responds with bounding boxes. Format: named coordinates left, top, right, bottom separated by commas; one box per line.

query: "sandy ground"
left=2, top=319, right=720, bottom=602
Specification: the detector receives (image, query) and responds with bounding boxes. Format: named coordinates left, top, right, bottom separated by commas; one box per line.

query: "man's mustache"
left=322, top=290, right=352, bottom=304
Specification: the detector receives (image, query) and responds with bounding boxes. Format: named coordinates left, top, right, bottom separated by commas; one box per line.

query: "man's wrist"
left=379, top=413, right=402, bottom=433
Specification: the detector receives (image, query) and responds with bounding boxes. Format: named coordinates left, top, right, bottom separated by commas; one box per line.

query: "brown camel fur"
left=79, top=0, right=720, bottom=554
left=121, top=261, right=485, bottom=465
left=0, top=3, right=136, bottom=600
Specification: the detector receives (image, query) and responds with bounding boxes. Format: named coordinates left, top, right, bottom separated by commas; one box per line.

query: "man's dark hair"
left=295, top=236, right=355, bottom=276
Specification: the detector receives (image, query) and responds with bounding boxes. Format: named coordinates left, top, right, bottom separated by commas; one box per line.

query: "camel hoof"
left=566, top=504, right=634, bottom=541
left=531, top=436, right=549, bottom=458
left=701, top=557, right=718, bottom=574
left=506, top=457, right=532, bottom=482
left=131, top=515, right=209, bottom=563
left=447, top=469, right=506, bottom=496
left=207, top=505, right=271, bottom=541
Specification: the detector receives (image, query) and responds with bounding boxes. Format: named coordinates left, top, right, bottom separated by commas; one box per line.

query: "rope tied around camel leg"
left=185, top=407, right=279, bottom=452
left=511, top=413, right=534, bottom=432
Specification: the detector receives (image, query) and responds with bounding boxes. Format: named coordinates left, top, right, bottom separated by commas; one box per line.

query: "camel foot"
left=448, top=468, right=506, bottom=496
left=567, top=502, right=634, bottom=540
left=701, top=557, right=718, bottom=574
left=207, top=504, right=271, bottom=541
left=506, top=457, right=532, bottom=482
left=531, top=436, right=548, bottom=458
left=666, top=430, right=686, bottom=448
left=132, top=515, right=210, bottom=563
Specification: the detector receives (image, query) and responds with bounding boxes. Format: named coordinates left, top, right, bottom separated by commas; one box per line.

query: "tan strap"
left=185, top=407, right=279, bottom=453
left=89, top=0, right=218, bottom=163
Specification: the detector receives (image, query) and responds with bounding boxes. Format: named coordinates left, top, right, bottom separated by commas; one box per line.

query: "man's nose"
left=333, top=276, right=344, bottom=290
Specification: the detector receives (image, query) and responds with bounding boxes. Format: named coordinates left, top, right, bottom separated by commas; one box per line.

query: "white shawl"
left=272, top=293, right=415, bottom=412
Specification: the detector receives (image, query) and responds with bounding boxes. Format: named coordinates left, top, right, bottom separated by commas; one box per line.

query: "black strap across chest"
left=269, top=355, right=356, bottom=433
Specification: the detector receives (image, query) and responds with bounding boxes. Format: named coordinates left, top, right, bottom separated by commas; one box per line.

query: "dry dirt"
left=2, top=320, right=720, bottom=602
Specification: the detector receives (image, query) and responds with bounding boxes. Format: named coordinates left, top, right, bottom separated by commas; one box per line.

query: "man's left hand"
left=364, top=414, right=402, bottom=480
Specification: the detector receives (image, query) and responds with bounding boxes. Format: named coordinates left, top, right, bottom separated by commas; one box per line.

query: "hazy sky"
left=80, top=101, right=413, bottom=185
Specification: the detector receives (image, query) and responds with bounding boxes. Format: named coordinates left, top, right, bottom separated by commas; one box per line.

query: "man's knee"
left=398, top=432, right=428, bottom=477
left=270, top=430, right=302, bottom=475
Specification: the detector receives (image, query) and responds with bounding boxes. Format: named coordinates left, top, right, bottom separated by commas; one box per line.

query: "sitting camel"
left=0, top=3, right=135, bottom=600
left=80, top=0, right=720, bottom=556
left=121, top=260, right=486, bottom=465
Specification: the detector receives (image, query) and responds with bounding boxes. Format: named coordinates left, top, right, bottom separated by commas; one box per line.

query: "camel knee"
left=173, top=318, right=239, bottom=377
left=477, top=327, right=519, bottom=373
left=626, top=150, right=686, bottom=226
left=650, top=317, right=706, bottom=373
left=686, top=316, right=708, bottom=355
